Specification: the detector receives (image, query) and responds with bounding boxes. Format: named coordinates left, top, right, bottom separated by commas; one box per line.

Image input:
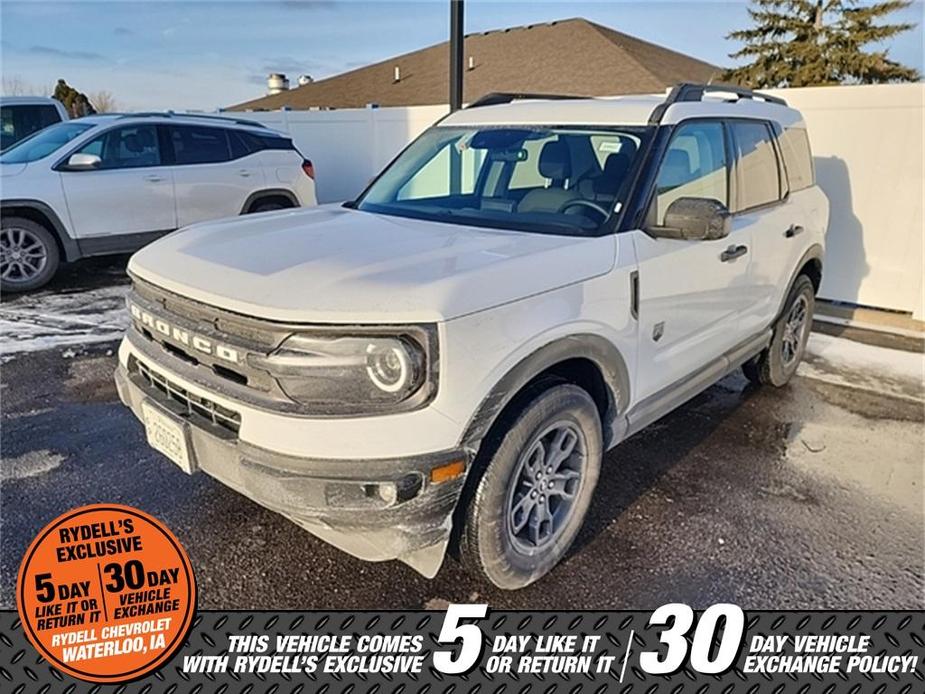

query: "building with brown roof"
left=227, top=17, right=721, bottom=111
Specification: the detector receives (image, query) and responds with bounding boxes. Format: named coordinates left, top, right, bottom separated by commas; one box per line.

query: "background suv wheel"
left=0, top=217, right=60, bottom=293
left=743, top=274, right=815, bottom=387
left=459, top=383, right=602, bottom=590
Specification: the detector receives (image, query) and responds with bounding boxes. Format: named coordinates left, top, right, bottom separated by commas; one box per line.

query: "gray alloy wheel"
left=0, top=217, right=60, bottom=292
left=459, top=383, right=602, bottom=590
left=743, top=274, right=815, bottom=387
left=780, top=294, right=809, bottom=368
left=505, top=421, right=588, bottom=555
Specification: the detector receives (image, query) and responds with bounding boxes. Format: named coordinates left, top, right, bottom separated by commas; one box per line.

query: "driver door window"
left=75, top=124, right=161, bottom=169
left=654, top=121, right=728, bottom=224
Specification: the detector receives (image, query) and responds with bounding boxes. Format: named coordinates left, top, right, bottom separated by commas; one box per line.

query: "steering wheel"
left=558, top=199, right=610, bottom=221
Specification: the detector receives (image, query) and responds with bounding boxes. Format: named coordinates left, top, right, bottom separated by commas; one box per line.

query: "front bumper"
left=115, top=362, right=468, bottom=578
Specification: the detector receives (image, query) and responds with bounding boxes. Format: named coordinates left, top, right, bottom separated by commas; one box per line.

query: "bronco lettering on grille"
left=130, top=304, right=241, bottom=364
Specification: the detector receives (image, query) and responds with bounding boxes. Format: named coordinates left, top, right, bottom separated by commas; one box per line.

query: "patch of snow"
left=0, top=285, right=130, bottom=355
left=801, top=333, right=924, bottom=402
left=1, top=450, right=66, bottom=481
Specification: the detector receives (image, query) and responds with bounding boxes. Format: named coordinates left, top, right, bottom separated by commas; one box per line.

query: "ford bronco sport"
left=115, top=84, right=828, bottom=589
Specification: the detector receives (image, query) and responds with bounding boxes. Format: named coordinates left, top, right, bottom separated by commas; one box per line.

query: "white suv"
left=115, top=84, right=828, bottom=589
left=0, top=113, right=316, bottom=291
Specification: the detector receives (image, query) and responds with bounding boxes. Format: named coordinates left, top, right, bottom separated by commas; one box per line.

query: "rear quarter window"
left=777, top=126, right=814, bottom=191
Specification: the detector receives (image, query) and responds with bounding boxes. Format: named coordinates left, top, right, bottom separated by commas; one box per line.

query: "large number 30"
left=640, top=603, right=745, bottom=675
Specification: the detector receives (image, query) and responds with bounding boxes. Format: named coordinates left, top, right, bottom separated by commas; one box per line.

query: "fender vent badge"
left=653, top=322, right=665, bottom=342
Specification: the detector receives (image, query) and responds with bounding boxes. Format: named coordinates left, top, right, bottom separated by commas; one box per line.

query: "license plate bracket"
left=141, top=400, right=197, bottom=474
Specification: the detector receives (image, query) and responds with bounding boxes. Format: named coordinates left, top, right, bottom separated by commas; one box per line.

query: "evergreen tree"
left=723, top=0, right=919, bottom=87
left=52, top=79, right=97, bottom=118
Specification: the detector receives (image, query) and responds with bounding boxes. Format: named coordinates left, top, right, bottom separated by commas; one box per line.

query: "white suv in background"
left=115, top=84, right=827, bottom=589
left=0, top=113, right=316, bottom=291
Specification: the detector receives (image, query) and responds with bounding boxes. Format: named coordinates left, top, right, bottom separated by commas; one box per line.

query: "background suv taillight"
left=301, top=159, right=315, bottom=180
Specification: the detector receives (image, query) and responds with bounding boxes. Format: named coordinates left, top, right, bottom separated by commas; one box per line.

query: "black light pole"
left=449, top=0, right=464, bottom=111
left=448, top=0, right=464, bottom=193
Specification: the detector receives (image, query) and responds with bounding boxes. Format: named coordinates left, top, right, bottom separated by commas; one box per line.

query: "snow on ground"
left=801, top=332, right=924, bottom=403
left=0, top=285, right=130, bottom=357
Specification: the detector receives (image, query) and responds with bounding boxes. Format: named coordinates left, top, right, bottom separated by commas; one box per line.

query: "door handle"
left=785, top=224, right=804, bottom=238
left=143, top=174, right=164, bottom=183
left=720, top=244, right=748, bottom=262
left=237, top=169, right=253, bottom=177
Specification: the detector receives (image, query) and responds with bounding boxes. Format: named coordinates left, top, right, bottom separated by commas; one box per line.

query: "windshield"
left=0, top=121, right=95, bottom=164
left=355, top=125, right=651, bottom=235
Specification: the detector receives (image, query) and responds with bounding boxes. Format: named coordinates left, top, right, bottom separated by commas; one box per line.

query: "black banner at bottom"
left=1, top=608, right=923, bottom=691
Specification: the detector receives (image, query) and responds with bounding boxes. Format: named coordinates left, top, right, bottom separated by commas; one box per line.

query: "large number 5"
left=640, top=603, right=744, bottom=675
left=433, top=604, right=488, bottom=674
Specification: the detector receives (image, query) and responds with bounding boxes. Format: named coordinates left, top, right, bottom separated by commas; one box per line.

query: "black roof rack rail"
left=115, top=112, right=268, bottom=128
left=466, top=92, right=591, bottom=109
left=648, top=82, right=787, bottom=124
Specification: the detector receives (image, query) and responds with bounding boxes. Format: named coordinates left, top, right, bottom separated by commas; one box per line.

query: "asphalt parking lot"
left=2, top=259, right=923, bottom=610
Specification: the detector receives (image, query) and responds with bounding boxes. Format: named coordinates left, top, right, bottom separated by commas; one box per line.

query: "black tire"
left=743, top=274, right=815, bottom=387
left=459, top=383, right=602, bottom=590
left=248, top=199, right=289, bottom=214
left=0, top=216, right=60, bottom=293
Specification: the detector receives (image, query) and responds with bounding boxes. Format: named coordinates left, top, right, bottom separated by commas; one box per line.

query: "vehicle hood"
left=128, top=206, right=616, bottom=323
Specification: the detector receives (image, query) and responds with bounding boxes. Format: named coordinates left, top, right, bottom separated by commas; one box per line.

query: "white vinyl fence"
left=233, top=105, right=447, bottom=204
left=234, top=83, right=924, bottom=319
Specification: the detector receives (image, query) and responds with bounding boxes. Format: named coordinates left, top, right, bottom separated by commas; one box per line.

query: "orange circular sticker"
left=16, top=504, right=196, bottom=683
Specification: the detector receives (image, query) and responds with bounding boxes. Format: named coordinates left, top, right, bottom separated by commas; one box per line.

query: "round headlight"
left=365, top=341, right=414, bottom=393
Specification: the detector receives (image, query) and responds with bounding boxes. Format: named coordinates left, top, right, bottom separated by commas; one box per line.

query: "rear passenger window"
left=654, top=121, right=727, bottom=225
left=777, top=126, right=814, bottom=191
left=731, top=121, right=782, bottom=210
left=170, top=125, right=231, bottom=165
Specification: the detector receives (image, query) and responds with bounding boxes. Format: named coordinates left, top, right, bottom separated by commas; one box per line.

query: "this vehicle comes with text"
left=0, top=113, right=316, bottom=291
left=115, top=84, right=827, bottom=588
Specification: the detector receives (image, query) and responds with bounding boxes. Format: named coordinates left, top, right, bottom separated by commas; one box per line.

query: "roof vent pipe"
left=468, top=56, right=475, bottom=70
left=393, top=66, right=401, bottom=82
left=267, top=73, right=289, bottom=95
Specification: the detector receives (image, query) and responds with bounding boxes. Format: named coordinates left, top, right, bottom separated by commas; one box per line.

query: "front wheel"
left=743, top=274, right=815, bottom=387
left=0, top=217, right=60, bottom=293
left=458, top=384, right=602, bottom=590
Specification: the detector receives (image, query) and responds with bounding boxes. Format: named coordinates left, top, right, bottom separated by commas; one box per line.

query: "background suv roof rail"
left=466, top=92, right=591, bottom=109
left=116, top=112, right=269, bottom=128
left=648, top=82, right=788, bottom=124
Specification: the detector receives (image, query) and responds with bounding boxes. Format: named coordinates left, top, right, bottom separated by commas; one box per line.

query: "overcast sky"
left=2, top=0, right=923, bottom=111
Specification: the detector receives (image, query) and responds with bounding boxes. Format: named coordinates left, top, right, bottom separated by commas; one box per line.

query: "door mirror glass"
left=649, top=197, right=731, bottom=240
left=65, top=153, right=102, bottom=170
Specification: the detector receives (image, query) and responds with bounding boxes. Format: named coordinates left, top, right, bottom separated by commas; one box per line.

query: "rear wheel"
left=459, top=384, right=602, bottom=590
left=743, top=274, right=814, bottom=386
left=247, top=197, right=293, bottom=214
left=0, top=217, right=60, bottom=292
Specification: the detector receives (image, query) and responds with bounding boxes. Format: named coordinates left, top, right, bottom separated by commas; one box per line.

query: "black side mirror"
left=648, top=197, right=731, bottom=241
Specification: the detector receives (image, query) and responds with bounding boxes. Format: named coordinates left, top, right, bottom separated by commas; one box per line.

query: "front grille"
left=134, top=358, right=241, bottom=435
